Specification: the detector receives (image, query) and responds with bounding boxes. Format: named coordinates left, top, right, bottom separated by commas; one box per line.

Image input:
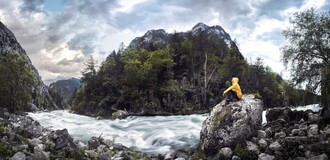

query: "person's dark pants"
left=227, top=90, right=239, bottom=102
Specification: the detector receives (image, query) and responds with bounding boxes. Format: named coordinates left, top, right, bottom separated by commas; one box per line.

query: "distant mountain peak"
left=192, top=22, right=209, bottom=34
left=129, top=22, right=234, bottom=49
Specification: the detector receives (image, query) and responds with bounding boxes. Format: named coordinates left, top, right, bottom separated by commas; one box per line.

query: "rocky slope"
left=0, top=108, right=149, bottom=159
left=0, top=21, right=66, bottom=111
left=49, top=78, right=81, bottom=104
left=193, top=95, right=329, bottom=160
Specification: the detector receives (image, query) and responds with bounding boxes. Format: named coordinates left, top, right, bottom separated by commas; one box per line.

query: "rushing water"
left=28, top=104, right=320, bottom=154
left=28, top=110, right=208, bottom=154
left=262, top=104, right=321, bottom=124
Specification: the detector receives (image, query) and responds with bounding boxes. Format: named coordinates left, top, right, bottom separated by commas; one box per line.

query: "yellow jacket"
left=223, top=77, right=243, bottom=99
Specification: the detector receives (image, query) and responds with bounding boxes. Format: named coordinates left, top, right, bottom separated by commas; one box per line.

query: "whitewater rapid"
left=28, top=104, right=320, bottom=154
left=28, top=110, right=207, bottom=154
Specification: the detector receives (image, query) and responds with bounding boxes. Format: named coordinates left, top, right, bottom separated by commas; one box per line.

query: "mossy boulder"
left=198, top=94, right=263, bottom=157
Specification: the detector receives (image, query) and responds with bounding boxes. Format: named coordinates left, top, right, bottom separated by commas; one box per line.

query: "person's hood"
left=232, top=77, right=239, bottom=84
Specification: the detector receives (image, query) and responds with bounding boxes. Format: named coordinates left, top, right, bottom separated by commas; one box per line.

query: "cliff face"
left=0, top=21, right=66, bottom=110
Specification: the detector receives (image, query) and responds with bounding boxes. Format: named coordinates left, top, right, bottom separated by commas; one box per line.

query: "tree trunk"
left=321, top=66, right=330, bottom=119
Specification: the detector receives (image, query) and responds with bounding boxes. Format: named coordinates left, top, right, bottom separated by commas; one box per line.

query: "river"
left=28, top=104, right=321, bottom=154
left=28, top=110, right=207, bottom=154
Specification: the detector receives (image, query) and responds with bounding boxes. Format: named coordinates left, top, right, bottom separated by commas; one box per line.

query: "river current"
left=28, top=111, right=207, bottom=154
left=28, top=104, right=320, bottom=154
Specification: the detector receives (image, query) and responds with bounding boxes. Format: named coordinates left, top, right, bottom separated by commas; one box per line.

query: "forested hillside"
left=71, top=23, right=319, bottom=117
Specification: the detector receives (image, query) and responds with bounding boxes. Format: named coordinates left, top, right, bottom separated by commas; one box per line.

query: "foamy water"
left=28, top=110, right=207, bottom=154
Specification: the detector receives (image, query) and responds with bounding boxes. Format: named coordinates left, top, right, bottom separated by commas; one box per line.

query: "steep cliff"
left=0, top=21, right=66, bottom=111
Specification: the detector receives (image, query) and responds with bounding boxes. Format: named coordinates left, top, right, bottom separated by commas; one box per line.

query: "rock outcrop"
left=194, top=101, right=330, bottom=160
left=195, top=94, right=263, bottom=158
left=0, top=108, right=149, bottom=159
left=0, top=21, right=67, bottom=111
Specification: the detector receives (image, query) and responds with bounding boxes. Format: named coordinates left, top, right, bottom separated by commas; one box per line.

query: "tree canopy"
left=281, top=8, right=330, bottom=118
left=71, top=27, right=319, bottom=117
left=0, top=51, right=37, bottom=112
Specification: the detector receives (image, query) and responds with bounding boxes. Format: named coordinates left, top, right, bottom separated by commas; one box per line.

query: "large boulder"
left=198, top=94, right=263, bottom=156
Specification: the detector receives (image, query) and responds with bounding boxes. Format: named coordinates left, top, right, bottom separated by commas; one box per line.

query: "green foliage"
left=191, top=145, right=205, bottom=160
left=281, top=8, right=329, bottom=116
left=233, top=143, right=250, bottom=160
left=0, top=121, right=7, bottom=134
left=71, top=27, right=319, bottom=116
left=0, top=51, right=37, bottom=112
left=0, top=142, right=10, bottom=156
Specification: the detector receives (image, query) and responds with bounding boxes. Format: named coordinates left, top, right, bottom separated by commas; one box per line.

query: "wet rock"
left=300, top=124, right=308, bottom=131
left=246, top=141, right=260, bottom=155
left=269, top=141, right=282, bottom=152
left=88, top=136, right=104, bottom=150
left=308, top=113, right=319, bottom=122
left=198, top=94, right=263, bottom=156
left=308, top=124, right=318, bottom=137
left=165, top=150, right=176, bottom=160
left=9, top=152, right=26, bottom=160
left=305, top=150, right=314, bottom=158
left=219, top=147, right=233, bottom=158
left=258, top=130, right=267, bottom=138
left=258, top=153, right=275, bottom=160
left=112, top=110, right=129, bottom=119
left=308, top=153, right=328, bottom=160
left=274, top=131, right=286, bottom=139
left=258, top=139, right=268, bottom=150
left=265, top=127, right=273, bottom=138
left=310, top=141, right=329, bottom=152
left=118, top=151, right=130, bottom=159
left=175, top=150, right=190, bottom=160
left=97, top=145, right=111, bottom=160
left=298, top=130, right=306, bottom=136
left=28, top=138, right=42, bottom=147
left=232, top=155, right=241, bottom=160
left=31, top=145, right=49, bottom=160
left=51, top=129, right=75, bottom=150
left=85, top=150, right=97, bottom=159
left=292, top=129, right=300, bottom=136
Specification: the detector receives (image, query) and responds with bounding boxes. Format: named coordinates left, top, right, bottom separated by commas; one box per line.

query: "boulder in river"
left=195, top=94, right=263, bottom=158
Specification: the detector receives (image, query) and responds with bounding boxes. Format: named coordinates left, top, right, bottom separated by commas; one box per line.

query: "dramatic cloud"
left=0, top=0, right=329, bottom=81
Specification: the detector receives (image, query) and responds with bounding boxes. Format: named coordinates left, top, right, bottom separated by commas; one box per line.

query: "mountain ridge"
left=129, top=22, right=236, bottom=53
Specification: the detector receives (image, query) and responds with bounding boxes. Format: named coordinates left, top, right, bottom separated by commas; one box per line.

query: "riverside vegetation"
left=71, top=22, right=319, bottom=118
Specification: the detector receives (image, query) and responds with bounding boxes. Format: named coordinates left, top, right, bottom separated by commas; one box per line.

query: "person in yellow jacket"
left=223, top=77, right=243, bottom=103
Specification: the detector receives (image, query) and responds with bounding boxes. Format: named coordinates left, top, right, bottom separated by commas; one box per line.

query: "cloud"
left=20, top=0, right=44, bottom=13
left=57, top=56, right=85, bottom=66
left=0, top=0, right=329, bottom=80
left=67, top=31, right=98, bottom=55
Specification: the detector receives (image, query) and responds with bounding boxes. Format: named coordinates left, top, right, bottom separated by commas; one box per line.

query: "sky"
left=0, top=0, right=329, bottom=81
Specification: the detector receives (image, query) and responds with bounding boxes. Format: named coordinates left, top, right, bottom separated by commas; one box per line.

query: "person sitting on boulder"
left=223, top=77, right=243, bottom=103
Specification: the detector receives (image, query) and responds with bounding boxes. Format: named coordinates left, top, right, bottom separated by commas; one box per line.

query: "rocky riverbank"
left=0, top=108, right=149, bottom=160
left=192, top=94, right=330, bottom=160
